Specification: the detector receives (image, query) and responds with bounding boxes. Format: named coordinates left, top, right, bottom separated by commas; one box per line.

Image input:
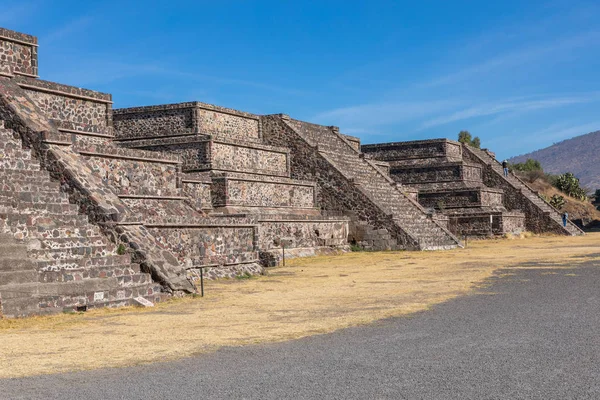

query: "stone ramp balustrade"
left=261, top=115, right=461, bottom=250
left=462, top=145, right=584, bottom=236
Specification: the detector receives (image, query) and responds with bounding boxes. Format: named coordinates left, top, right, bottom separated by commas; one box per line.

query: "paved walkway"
left=3, top=261, right=600, bottom=399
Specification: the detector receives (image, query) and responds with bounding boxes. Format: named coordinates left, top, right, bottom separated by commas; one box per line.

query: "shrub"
left=457, top=130, right=481, bottom=148
left=554, top=172, right=587, bottom=201
left=549, top=194, right=565, bottom=210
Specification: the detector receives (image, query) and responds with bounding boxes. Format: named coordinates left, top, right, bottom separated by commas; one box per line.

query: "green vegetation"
left=457, top=130, right=481, bottom=148
left=554, top=172, right=588, bottom=201
left=350, top=243, right=364, bottom=252
left=549, top=194, right=566, bottom=210
left=236, top=272, right=254, bottom=280
left=117, top=243, right=127, bottom=255
left=511, top=159, right=588, bottom=202
left=511, top=158, right=542, bottom=172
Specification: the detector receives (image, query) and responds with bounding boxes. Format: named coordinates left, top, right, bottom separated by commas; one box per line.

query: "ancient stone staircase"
left=264, top=115, right=461, bottom=250
left=463, top=145, right=584, bottom=236
left=0, top=121, right=162, bottom=317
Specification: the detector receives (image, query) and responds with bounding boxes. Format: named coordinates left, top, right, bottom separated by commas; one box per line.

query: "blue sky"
left=3, top=0, right=600, bottom=159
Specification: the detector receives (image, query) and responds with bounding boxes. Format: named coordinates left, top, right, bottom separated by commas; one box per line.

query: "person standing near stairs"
left=502, top=160, right=509, bottom=177
left=562, top=212, right=569, bottom=227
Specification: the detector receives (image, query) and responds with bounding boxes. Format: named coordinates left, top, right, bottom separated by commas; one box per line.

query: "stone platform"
left=362, top=140, right=526, bottom=236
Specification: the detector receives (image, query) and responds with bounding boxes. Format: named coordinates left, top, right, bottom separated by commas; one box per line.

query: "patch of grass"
left=236, top=272, right=253, bottom=280
left=350, top=244, right=363, bottom=252
left=117, top=243, right=127, bottom=255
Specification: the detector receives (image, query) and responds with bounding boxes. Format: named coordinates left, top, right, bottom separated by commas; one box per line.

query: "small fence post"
left=201, top=267, right=204, bottom=297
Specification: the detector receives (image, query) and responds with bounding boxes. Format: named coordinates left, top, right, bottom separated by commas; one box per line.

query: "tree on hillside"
left=457, top=130, right=481, bottom=148
left=511, top=158, right=543, bottom=172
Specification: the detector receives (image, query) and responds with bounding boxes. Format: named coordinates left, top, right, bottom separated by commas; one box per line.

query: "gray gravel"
left=2, top=260, right=600, bottom=400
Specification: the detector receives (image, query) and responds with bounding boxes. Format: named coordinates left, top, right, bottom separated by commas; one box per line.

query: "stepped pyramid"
left=0, top=26, right=580, bottom=317
left=361, top=139, right=583, bottom=236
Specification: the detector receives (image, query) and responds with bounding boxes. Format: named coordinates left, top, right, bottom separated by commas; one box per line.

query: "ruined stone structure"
left=362, top=140, right=584, bottom=236
left=0, top=27, right=581, bottom=317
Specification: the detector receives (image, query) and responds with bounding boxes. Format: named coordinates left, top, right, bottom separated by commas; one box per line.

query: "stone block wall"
left=114, top=105, right=195, bottom=139
left=390, top=162, right=482, bottom=185
left=362, top=139, right=462, bottom=164
left=447, top=212, right=525, bottom=236
left=148, top=225, right=257, bottom=266
left=212, top=175, right=315, bottom=209
left=344, top=134, right=361, bottom=151
left=0, top=28, right=38, bottom=78
left=113, top=102, right=261, bottom=143
left=257, top=219, right=348, bottom=250
left=182, top=179, right=212, bottom=212
left=419, top=188, right=504, bottom=210
left=211, top=141, right=288, bottom=176
left=116, top=136, right=290, bottom=176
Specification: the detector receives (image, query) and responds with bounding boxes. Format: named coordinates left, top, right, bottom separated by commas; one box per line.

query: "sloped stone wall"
left=15, top=77, right=112, bottom=135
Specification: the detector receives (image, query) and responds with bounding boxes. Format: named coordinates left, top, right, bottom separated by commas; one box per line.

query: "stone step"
left=40, top=265, right=143, bottom=283
left=0, top=167, right=51, bottom=178
left=0, top=191, right=69, bottom=205
left=0, top=200, right=80, bottom=215
left=29, top=244, right=117, bottom=261
left=39, top=236, right=108, bottom=250
left=0, top=146, right=34, bottom=161
left=0, top=279, right=161, bottom=318
left=1, top=213, right=91, bottom=231
left=35, top=254, right=132, bottom=272
left=0, top=178, right=60, bottom=193
left=0, top=269, right=38, bottom=285
left=0, top=256, right=35, bottom=271
left=0, top=158, right=41, bottom=171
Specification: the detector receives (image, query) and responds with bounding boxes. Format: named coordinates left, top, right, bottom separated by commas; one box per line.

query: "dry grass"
left=1, top=233, right=599, bottom=378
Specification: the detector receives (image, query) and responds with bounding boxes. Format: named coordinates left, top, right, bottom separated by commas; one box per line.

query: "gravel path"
left=3, top=261, right=600, bottom=399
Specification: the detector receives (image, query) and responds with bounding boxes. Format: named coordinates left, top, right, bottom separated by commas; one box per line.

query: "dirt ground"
left=1, top=233, right=599, bottom=378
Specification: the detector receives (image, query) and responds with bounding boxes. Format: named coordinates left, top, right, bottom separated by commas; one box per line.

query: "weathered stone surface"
left=113, top=102, right=260, bottom=142
left=0, top=29, right=38, bottom=78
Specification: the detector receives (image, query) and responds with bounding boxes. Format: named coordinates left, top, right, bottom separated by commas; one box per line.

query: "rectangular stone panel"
left=419, top=188, right=503, bottom=209
left=197, top=107, right=259, bottom=142
left=257, top=219, right=348, bottom=250
left=182, top=180, right=212, bottom=212
left=211, top=142, right=289, bottom=176
left=0, top=28, right=38, bottom=77
left=81, top=155, right=180, bottom=197
left=148, top=226, right=257, bottom=266
left=362, top=139, right=463, bottom=163
left=213, top=177, right=315, bottom=208
left=114, top=107, right=195, bottom=139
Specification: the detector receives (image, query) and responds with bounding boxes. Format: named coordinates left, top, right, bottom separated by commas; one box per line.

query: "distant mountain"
left=508, top=130, right=600, bottom=191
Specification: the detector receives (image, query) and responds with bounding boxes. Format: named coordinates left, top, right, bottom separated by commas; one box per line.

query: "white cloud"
left=419, top=94, right=600, bottom=130
left=418, top=30, right=600, bottom=89
left=43, top=16, right=92, bottom=45
left=312, top=100, right=458, bottom=128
